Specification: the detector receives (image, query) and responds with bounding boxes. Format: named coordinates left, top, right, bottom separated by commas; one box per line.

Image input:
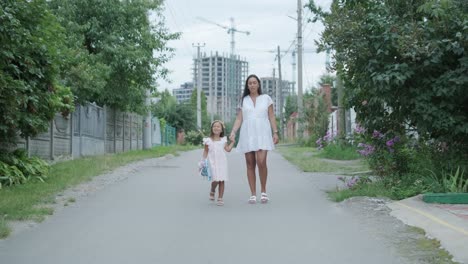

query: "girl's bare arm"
left=203, top=144, right=208, bottom=159
left=224, top=139, right=235, bottom=152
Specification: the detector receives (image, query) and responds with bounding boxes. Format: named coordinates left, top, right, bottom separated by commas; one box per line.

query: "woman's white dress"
left=203, top=137, right=228, bottom=182
left=236, top=94, right=275, bottom=153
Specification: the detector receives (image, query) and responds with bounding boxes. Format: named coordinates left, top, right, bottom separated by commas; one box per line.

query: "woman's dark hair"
left=241, top=74, right=262, bottom=105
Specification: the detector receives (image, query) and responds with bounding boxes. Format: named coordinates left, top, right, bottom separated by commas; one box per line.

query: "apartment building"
left=260, top=77, right=293, bottom=116
left=172, top=82, right=194, bottom=104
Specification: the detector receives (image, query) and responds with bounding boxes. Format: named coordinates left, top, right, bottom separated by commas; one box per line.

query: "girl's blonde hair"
left=209, top=120, right=225, bottom=138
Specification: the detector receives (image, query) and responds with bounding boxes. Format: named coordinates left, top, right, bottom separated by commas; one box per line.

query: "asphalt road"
left=0, top=149, right=409, bottom=264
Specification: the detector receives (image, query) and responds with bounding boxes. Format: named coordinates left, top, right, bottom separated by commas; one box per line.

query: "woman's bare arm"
left=268, top=105, right=279, bottom=144
left=229, top=110, right=243, bottom=141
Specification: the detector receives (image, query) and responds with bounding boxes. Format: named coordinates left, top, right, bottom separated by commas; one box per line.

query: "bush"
left=0, top=149, right=49, bottom=188
left=426, top=167, right=468, bottom=193
left=0, top=161, right=27, bottom=188
left=318, top=141, right=360, bottom=160
left=184, top=130, right=205, bottom=146
left=300, top=134, right=320, bottom=147
left=313, top=129, right=361, bottom=160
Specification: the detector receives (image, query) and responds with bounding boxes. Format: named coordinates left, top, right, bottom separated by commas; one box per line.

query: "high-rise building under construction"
left=193, top=52, right=248, bottom=122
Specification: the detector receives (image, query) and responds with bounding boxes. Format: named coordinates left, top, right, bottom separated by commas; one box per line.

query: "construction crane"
left=196, top=17, right=250, bottom=56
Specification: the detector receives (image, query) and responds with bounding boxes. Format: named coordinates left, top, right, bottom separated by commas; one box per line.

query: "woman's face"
left=247, top=77, right=259, bottom=94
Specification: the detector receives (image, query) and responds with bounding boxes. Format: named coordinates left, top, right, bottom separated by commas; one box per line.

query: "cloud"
left=158, top=0, right=332, bottom=91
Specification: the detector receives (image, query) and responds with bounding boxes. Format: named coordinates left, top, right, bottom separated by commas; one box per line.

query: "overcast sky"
left=155, top=0, right=332, bottom=93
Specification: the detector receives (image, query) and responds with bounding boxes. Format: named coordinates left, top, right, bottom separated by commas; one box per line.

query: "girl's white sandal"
left=260, top=193, right=269, bottom=203
left=248, top=195, right=257, bottom=204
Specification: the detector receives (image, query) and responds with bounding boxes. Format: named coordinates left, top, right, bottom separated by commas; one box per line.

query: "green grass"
left=405, top=226, right=459, bottom=263
left=276, top=146, right=368, bottom=173
left=316, top=143, right=361, bottom=160
left=327, top=180, right=391, bottom=202
left=0, top=145, right=197, bottom=238
left=0, top=217, right=9, bottom=238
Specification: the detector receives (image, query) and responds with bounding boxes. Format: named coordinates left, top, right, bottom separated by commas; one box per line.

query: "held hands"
left=273, top=133, right=279, bottom=145
left=229, top=132, right=236, bottom=142
left=230, top=130, right=278, bottom=144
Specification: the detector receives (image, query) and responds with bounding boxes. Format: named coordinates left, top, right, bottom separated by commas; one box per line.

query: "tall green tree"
left=0, top=0, right=74, bottom=143
left=152, top=89, right=177, bottom=122
left=48, top=0, right=179, bottom=113
left=308, top=0, right=468, bottom=148
left=284, top=95, right=298, bottom=120
left=151, top=89, right=196, bottom=132
left=303, top=90, right=329, bottom=140
left=172, top=103, right=197, bottom=132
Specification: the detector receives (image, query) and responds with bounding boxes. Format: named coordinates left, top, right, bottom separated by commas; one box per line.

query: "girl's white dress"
left=236, top=94, right=275, bottom=153
left=203, top=137, right=228, bottom=182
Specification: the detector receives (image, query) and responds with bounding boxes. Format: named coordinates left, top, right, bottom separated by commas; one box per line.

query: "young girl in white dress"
left=203, top=120, right=235, bottom=206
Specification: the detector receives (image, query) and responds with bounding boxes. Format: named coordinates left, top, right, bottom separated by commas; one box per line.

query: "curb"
left=423, top=193, right=468, bottom=204
left=388, top=195, right=468, bottom=264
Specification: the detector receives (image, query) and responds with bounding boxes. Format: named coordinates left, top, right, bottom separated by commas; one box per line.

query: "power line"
left=164, top=2, right=193, bottom=57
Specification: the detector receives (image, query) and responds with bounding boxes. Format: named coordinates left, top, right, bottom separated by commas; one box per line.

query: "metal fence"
left=3, top=103, right=176, bottom=160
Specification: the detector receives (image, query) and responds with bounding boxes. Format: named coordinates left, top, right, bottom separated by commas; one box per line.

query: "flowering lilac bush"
left=354, top=124, right=410, bottom=177
left=337, top=175, right=371, bottom=190
left=315, top=129, right=361, bottom=160
left=357, top=143, right=375, bottom=156
left=315, top=130, right=336, bottom=150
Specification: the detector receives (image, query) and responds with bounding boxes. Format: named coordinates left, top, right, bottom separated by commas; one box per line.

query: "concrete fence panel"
left=2, top=103, right=174, bottom=160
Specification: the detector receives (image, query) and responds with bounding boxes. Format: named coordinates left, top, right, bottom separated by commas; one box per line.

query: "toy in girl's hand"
left=198, top=159, right=211, bottom=181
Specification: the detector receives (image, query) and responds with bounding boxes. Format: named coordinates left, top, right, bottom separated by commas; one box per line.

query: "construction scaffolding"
left=193, top=52, right=248, bottom=122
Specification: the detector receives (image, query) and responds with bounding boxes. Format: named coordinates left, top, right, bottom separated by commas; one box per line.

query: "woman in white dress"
left=229, top=74, right=279, bottom=204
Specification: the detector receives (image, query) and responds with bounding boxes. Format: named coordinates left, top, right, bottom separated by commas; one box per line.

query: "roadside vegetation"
left=404, top=226, right=458, bottom=264
left=0, top=0, right=207, bottom=240
left=281, top=0, right=468, bottom=204
left=0, top=145, right=196, bottom=239
left=278, top=138, right=461, bottom=264
left=276, top=146, right=367, bottom=174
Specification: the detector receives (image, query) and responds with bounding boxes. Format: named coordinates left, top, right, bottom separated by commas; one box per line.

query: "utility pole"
left=193, top=43, right=205, bottom=130
left=142, top=90, right=152, bottom=149
left=297, top=0, right=304, bottom=138
left=292, top=50, right=297, bottom=95
left=277, top=46, right=284, bottom=138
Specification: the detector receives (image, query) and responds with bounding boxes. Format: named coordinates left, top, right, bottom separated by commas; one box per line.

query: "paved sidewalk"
left=388, top=195, right=468, bottom=264
left=0, top=150, right=412, bottom=264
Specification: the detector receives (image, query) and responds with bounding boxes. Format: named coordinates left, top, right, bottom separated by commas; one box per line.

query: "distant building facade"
left=260, top=77, right=293, bottom=116
left=193, top=52, right=248, bottom=121
left=172, top=82, right=194, bottom=104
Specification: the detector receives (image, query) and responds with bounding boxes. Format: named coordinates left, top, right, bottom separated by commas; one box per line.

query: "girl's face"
left=211, top=122, right=223, bottom=136
left=247, top=77, right=259, bottom=95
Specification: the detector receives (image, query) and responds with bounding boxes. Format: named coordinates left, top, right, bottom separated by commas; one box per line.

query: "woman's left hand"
left=273, top=133, right=279, bottom=144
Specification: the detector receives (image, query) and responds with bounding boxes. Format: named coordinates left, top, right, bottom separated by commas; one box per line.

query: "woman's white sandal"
left=260, top=193, right=269, bottom=203
left=248, top=195, right=257, bottom=204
